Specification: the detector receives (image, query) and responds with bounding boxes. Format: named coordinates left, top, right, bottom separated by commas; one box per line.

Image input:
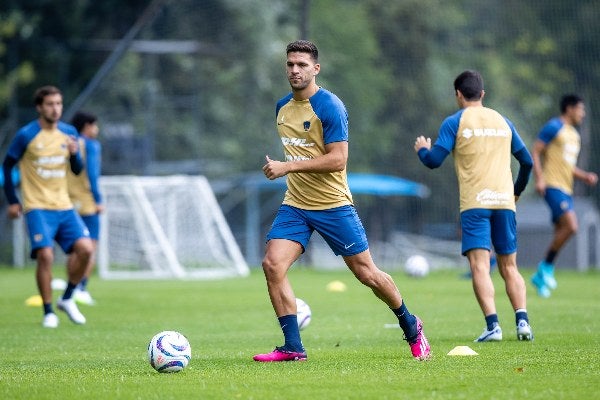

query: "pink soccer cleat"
left=407, top=317, right=431, bottom=361
left=253, top=347, right=307, bottom=362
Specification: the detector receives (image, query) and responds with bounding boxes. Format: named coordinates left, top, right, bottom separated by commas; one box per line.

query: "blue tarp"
left=239, top=172, right=429, bottom=198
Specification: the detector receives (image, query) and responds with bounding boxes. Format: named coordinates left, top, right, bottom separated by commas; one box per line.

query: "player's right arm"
left=2, top=156, right=22, bottom=218
left=414, top=113, right=457, bottom=169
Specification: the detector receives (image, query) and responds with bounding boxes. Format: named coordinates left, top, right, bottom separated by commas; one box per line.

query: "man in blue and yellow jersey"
left=68, top=111, right=104, bottom=306
left=2, top=86, right=93, bottom=328
left=530, top=95, right=598, bottom=298
left=253, top=40, right=430, bottom=363
left=414, top=70, right=534, bottom=342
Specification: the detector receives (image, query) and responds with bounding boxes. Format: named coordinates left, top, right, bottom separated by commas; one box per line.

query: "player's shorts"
left=266, top=204, right=368, bottom=256
left=544, top=187, right=574, bottom=224
left=80, top=214, right=100, bottom=240
left=24, top=209, right=90, bottom=259
left=460, top=208, right=517, bottom=256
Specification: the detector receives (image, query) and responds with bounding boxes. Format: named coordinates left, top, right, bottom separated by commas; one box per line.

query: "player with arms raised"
left=253, top=40, right=430, bottom=362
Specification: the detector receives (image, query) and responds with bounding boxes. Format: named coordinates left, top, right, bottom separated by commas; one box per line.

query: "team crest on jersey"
left=303, top=121, right=310, bottom=131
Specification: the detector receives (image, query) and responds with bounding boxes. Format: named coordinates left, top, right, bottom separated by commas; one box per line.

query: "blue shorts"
left=266, top=204, right=369, bottom=256
left=81, top=214, right=100, bottom=240
left=460, top=208, right=517, bottom=256
left=25, top=209, right=90, bottom=259
left=544, top=188, right=573, bottom=224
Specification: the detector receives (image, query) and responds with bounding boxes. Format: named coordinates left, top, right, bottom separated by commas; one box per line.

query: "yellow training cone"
left=25, top=295, right=43, bottom=307
left=326, top=280, right=347, bottom=292
left=447, top=346, right=478, bottom=356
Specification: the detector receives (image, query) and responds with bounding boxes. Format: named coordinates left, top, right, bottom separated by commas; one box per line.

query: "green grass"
left=1, top=266, right=599, bottom=399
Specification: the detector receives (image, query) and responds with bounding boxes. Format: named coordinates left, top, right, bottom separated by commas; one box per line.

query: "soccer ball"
left=404, top=255, right=430, bottom=278
left=147, top=331, right=191, bottom=373
left=296, top=298, right=312, bottom=330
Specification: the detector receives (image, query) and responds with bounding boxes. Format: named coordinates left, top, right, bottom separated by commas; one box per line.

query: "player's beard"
left=288, top=75, right=311, bottom=92
left=41, top=111, right=60, bottom=124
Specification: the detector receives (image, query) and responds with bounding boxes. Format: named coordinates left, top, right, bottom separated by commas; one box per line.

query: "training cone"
left=447, top=346, right=478, bottom=356
left=326, top=280, right=347, bottom=292
left=25, top=295, right=43, bottom=307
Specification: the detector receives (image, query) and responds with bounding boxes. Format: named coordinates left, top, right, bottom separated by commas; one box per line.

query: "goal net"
left=97, top=175, right=249, bottom=279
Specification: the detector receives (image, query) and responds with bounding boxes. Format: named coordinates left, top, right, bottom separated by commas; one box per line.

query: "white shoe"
left=517, top=320, right=533, bottom=341
left=74, top=289, right=96, bottom=306
left=42, top=313, right=59, bottom=328
left=474, top=325, right=502, bottom=342
left=57, top=298, right=86, bottom=324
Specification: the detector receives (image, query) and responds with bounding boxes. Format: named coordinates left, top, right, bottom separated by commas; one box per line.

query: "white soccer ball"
left=296, top=298, right=312, bottom=330
left=404, top=255, right=430, bottom=278
left=147, top=330, right=191, bottom=373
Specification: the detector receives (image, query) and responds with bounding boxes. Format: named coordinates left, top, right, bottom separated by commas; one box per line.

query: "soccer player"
left=414, top=70, right=534, bottom=342
left=253, top=40, right=430, bottom=362
left=67, top=111, right=104, bottom=305
left=530, top=94, right=598, bottom=298
left=2, top=86, right=94, bottom=328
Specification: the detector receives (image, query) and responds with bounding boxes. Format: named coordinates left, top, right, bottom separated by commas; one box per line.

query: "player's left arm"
left=263, top=141, right=347, bottom=180
left=508, top=122, right=533, bottom=200
left=573, top=166, right=598, bottom=186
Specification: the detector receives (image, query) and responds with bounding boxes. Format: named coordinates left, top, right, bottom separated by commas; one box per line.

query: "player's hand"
left=96, top=204, right=106, bottom=214
left=67, top=135, right=79, bottom=155
left=534, top=179, right=546, bottom=196
left=585, top=172, right=598, bottom=186
left=262, top=155, right=288, bottom=180
left=7, top=203, right=22, bottom=219
left=414, top=136, right=431, bottom=152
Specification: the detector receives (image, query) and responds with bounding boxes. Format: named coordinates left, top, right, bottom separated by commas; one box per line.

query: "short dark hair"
left=70, top=111, right=98, bottom=133
left=559, top=94, right=583, bottom=114
left=286, top=40, right=318, bottom=62
left=33, top=85, right=61, bottom=106
left=454, top=70, right=484, bottom=101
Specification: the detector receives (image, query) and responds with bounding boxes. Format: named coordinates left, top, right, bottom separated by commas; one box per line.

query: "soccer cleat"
left=537, top=261, right=557, bottom=290
left=57, top=298, right=86, bottom=325
left=474, top=325, right=502, bottom=342
left=74, top=289, right=96, bottom=306
left=253, top=347, right=307, bottom=362
left=42, top=313, right=59, bottom=328
left=405, top=317, right=431, bottom=361
left=531, top=272, right=551, bottom=298
left=516, top=320, right=533, bottom=341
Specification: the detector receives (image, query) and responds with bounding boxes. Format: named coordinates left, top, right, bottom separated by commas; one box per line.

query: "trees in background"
left=0, top=0, right=598, bottom=225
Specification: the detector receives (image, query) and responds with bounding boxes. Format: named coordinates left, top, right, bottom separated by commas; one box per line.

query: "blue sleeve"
left=513, top=147, right=533, bottom=196
left=507, top=121, right=533, bottom=196
left=311, top=90, right=348, bottom=144
left=434, top=111, right=462, bottom=152
left=70, top=152, right=84, bottom=175
left=2, top=156, right=19, bottom=204
left=537, top=118, right=561, bottom=144
left=418, top=145, right=450, bottom=169
left=85, top=139, right=103, bottom=204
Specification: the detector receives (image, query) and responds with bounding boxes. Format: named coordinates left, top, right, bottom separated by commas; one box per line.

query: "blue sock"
left=278, top=315, right=304, bottom=352
left=515, top=309, right=528, bottom=324
left=392, top=302, right=417, bottom=341
left=485, top=314, right=499, bottom=331
left=79, top=277, right=88, bottom=291
left=62, top=281, right=78, bottom=300
left=43, top=303, right=53, bottom=315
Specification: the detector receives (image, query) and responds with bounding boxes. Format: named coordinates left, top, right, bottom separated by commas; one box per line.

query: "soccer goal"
left=97, top=175, right=249, bottom=279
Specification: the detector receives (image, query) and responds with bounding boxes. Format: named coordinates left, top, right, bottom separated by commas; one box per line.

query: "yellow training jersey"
left=7, top=121, right=79, bottom=212
left=537, top=117, right=580, bottom=195
left=275, top=88, right=353, bottom=210
left=436, top=106, right=519, bottom=212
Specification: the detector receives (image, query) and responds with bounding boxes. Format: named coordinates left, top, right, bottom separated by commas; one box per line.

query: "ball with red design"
left=147, top=330, right=191, bottom=373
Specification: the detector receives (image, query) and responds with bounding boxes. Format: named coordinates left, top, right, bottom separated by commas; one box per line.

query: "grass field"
left=1, top=265, right=599, bottom=399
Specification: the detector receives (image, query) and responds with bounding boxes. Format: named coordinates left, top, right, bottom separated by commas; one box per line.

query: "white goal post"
left=97, top=175, right=249, bottom=279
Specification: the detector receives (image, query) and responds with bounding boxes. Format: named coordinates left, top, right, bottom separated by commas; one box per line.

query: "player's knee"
left=261, top=256, right=283, bottom=279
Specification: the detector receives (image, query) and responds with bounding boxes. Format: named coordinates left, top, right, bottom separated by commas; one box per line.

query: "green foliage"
left=1, top=267, right=599, bottom=399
